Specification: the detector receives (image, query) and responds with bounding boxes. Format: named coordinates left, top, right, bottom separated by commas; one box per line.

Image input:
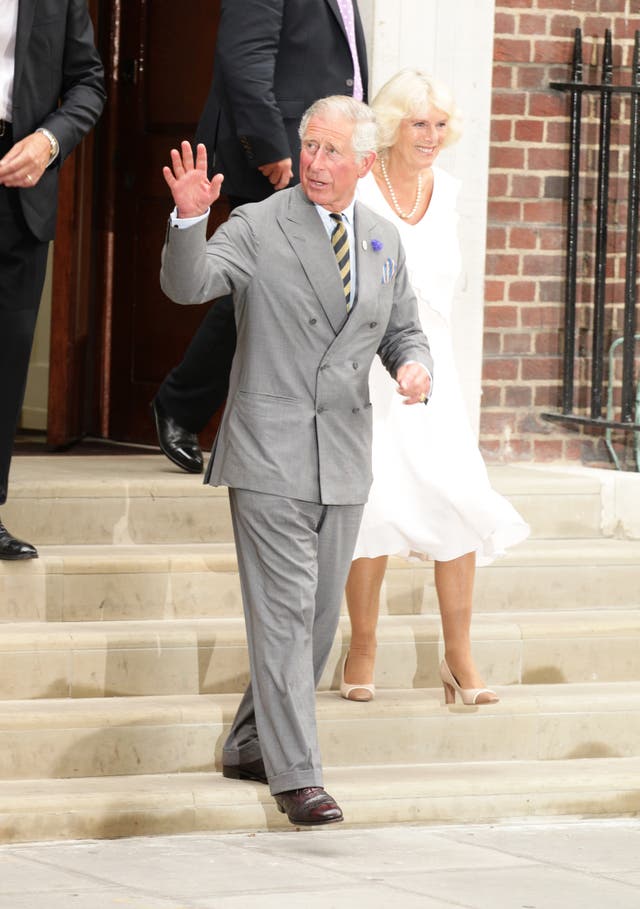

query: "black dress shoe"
left=274, top=787, right=343, bottom=826
left=0, top=522, right=38, bottom=560
left=150, top=399, right=203, bottom=474
left=222, top=757, right=268, bottom=785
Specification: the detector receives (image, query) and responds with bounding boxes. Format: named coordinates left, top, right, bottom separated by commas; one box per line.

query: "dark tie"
left=330, top=212, right=352, bottom=312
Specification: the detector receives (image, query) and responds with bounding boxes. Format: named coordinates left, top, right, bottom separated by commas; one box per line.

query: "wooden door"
left=107, top=0, right=227, bottom=446
left=46, top=0, right=101, bottom=448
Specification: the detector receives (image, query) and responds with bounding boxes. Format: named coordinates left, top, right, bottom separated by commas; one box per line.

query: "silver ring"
left=26, top=174, right=33, bottom=184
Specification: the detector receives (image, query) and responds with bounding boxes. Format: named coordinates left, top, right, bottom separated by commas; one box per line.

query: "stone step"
left=2, top=536, right=640, bottom=625
left=1, top=610, right=638, bottom=700
left=3, top=456, right=233, bottom=547
left=0, top=755, right=638, bottom=844
left=0, top=684, right=638, bottom=780
left=3, top=456, right=617, bottom=544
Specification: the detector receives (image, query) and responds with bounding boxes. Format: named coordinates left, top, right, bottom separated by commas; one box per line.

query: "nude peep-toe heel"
left=439, top=658, right=499, bottom=706
left=340, top=651, right=375, bottom=702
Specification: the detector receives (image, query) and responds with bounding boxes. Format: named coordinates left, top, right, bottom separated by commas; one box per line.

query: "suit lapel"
left=325, top=0, right=348, bottom=40
left=13, top=0, right=38, bottom=97
left=351, top=201, right=382, bottom=323
left=277, top=187, right=349, bottom=336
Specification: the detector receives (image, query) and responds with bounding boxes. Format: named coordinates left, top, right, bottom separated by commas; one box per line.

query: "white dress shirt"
left=0, top=0, right=19, bottom=121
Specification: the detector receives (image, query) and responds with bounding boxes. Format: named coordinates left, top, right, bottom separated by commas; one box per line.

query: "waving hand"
left=163, top=142, right=224, bottom=218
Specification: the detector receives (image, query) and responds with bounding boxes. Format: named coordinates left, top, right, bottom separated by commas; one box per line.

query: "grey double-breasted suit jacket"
left=160, top=184, right=433, bottom=506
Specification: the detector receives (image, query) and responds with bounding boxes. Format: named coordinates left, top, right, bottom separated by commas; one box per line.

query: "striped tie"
left=330, top=212, right=352, bottom=311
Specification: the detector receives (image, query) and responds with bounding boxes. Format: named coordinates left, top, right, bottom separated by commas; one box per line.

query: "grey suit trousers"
left=223, top=488, right=363, bottom=795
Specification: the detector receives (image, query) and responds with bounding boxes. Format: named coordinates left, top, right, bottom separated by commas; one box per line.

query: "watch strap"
left=36, top=127, right=60, bottom=164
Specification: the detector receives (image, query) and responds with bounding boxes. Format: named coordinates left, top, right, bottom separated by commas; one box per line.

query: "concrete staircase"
left=1, top=454, right=639, bottom=843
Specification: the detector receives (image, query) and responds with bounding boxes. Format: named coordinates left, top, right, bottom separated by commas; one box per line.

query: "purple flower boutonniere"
left=371, top=239, right=383, bottom=252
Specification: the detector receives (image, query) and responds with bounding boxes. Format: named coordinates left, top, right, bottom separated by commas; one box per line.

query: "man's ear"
left=357, top=151, right=376, bottom=179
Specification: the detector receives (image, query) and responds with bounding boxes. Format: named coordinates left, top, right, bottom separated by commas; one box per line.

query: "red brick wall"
left=481, top=0, right=639, bottom=467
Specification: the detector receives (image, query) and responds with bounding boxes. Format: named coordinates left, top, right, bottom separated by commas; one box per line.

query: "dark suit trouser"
left=155, top=295, right=236, bottom=433
left=0, top=132, right=49, bottom=505
left=155, top=195, right=252, bottom=433
left=224, top=488, right=363, bottom=795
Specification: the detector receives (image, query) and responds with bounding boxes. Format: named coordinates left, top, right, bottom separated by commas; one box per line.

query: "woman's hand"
left=162, top=141, right=224, bottom=218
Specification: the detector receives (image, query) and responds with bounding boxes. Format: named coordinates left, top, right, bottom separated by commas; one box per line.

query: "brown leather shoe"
left=222, top=757, right=268, bottom=785
left=274, top=787, right=343, bottom=826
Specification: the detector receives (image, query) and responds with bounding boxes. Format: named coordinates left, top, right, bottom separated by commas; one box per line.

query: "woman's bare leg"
left=435, top=551, right=488, bottom=689
left=344, top=555, right=388, bottom=689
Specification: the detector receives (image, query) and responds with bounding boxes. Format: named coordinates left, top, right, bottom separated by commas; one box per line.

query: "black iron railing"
left=542, top=28, right=640, bottom=451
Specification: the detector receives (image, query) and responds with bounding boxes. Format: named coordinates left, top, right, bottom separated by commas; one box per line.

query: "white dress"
left=353, top=168, right=529, bottom=563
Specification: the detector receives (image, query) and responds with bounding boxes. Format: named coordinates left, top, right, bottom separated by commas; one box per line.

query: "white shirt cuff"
left=169, top=206, right=210, bottom=229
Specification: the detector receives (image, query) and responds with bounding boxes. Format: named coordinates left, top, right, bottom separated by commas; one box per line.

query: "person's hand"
left=0, top=131, right=51, bottom=188
left=162, top=141, right=224, bottom=217
left=396, top=362, right=432, bottom=405
left=258, top=157, right=293, bottom=190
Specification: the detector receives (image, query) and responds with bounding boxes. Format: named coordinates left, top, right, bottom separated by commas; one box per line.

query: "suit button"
left=352, top=407, right=360, bottom=414
left=352, top=362, right=359, bottom=369
left=309, top=318, right=317, bottom=325
left=317, top=406, right=325, bottom=414
left=320, top=363, right=329, bottom=370
left=369, top=321, right=378, bottom=328
left=346, top=78, right=354, bottom=87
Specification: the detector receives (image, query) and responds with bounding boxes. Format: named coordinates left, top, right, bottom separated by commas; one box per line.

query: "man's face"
left=299, top=114, right=374, bottom=212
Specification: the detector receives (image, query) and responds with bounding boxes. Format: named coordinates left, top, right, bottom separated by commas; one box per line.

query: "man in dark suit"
left=0, top=0, right=106, bottom=559
left=151, top=0, right=368, bottom=474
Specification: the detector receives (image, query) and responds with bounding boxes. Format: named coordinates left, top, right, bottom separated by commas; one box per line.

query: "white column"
left=359, top=0, right=495, bottom=434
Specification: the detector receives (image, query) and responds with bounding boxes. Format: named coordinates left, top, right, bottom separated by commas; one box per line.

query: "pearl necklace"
left=379, top=156, right=423, bottom=220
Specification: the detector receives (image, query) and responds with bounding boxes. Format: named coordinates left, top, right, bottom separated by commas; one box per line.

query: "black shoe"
left=0, top=522, right=38, bottom=560
left=274, top=787, right=343, bottom=826
left=150, top=398, right=203, bottom=474
left=222, top=757, right=268, bottom=785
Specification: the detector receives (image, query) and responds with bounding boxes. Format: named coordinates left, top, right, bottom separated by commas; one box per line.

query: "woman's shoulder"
left=432, top=165, right=461, bottom=202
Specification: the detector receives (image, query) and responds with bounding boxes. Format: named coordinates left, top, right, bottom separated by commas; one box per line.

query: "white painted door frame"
left=359, top=0, right=496, bottom=433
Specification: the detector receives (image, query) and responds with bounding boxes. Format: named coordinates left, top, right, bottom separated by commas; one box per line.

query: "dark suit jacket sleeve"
left=214, top=0, right=291, bottom=167
left=15, top=0, right=105, bottom=240
left=34, top=0, right=106, bottom=160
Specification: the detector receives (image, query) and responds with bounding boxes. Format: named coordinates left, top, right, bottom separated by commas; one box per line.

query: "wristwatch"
left=36, top=127, right=60, bottom=164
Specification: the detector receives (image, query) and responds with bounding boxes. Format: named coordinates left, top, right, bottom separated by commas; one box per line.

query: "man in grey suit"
left=160, top=96, right=432, bottom=826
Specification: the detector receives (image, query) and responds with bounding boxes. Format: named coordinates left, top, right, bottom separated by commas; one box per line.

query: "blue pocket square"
left=381, top=257, right=396, bottom=284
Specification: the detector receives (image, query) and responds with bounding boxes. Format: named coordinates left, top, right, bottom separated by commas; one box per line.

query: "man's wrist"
left=170, top=206, right=210, bottom=229
left=36, top=128, right=59, bottom=165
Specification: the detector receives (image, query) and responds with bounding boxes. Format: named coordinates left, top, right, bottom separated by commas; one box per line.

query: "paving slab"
left=0, top=818, right=638, bottom=909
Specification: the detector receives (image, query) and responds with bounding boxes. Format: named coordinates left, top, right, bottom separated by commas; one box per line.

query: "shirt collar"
left=314, top=199, right=356, bottom=231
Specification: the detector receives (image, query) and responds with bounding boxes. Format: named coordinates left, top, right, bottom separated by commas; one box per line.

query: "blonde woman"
left=341, top=70, right=529, bottom=705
